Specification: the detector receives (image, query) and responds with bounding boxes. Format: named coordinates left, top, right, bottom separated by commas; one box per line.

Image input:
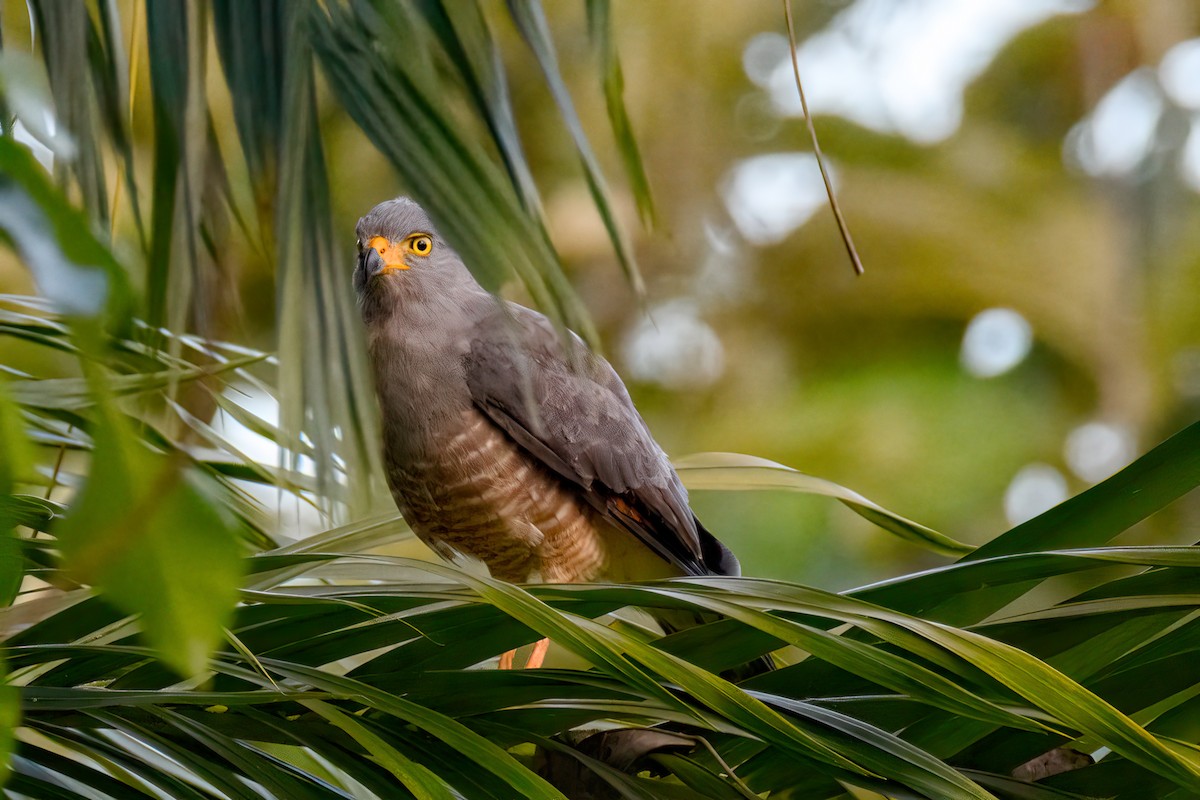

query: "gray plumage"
left=354, top=197, right=741, bottom=584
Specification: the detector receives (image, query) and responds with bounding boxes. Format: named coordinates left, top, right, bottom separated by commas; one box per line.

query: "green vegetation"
left=1, top=2, right=1198, bottom=798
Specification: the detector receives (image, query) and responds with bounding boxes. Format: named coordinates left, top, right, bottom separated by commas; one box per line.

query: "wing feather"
left=463, top=304, right=739, bottom=577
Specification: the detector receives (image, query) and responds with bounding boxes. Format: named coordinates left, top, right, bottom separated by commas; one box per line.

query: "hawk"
left=355, top=198, right=760, bottom=672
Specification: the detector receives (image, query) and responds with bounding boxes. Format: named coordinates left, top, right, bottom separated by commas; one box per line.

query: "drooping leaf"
left=0, top=657, right=17, bottom=790
left=212, top=2, right=383, bottom=518
left=0, top=374, right=31, bottom=609
left=971, top=420, right=1200, bottom=561
left=924, top=419, right=1200, bottom=625
left=211, top=0, right=286, bottom=202
left=279, top=5, right=382, bottom=517
left=0, top=137, right=131, bottom=323
left=506, top=0, right=644, bottom=295
left=675, top=452, right=973, bottom=555
left=53, top=383, right=243, bottom=677
left=300, top=699, right=458, bottom=800
left=585, top=0, right=655, bottom=226
left=413, top=0, right=543, bottom=215
left=27, top=0, right=109, bottom=222
left=643, top=583, right=1046, bottom=733
left=393, top=559, right=886, bottom=780
left=144, top=0, right=202, bottom=332
left=670, top=576, right=1200, bottom=793
left=91, top=0, right=147, bottom=251
left=310, top=1, right=597, bottom=344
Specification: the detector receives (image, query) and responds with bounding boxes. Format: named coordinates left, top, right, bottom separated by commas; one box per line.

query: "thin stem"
left=782, top=0, right=864, bottom=276
left=674, top=734, right=760, bottom=800
left=42, top=429, right=70, bottom=503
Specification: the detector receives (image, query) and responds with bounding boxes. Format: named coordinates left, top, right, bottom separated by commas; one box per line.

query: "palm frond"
left=2, top=3, right=1199, bottom=797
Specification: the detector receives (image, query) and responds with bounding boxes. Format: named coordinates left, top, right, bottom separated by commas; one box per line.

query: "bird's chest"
left=384, top=410, right=529, bottom=522
left=368, top=331, right=612, bottom=582
left=383, top=409, right=604, bottom=582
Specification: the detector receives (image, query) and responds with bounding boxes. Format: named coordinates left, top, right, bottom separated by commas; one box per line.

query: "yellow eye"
left=408, top=234, right=433, bottom=256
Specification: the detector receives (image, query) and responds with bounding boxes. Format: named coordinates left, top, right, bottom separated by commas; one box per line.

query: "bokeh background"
left=3, top=0, right=1199, bottom=590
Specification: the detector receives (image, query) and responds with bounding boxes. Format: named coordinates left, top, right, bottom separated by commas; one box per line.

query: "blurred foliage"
left=525, top=2, right=1200, bottom=584
left=0, top=0, right=1199, bottom=797
left=3, top=0, right=1197, bottom=580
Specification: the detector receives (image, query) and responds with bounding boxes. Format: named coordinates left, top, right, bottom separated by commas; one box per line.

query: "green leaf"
left=54, top=389, right=243, bottom=677
left=211, top=0, right=286, bottom=195
left=0, top=137, right=131, bottom=323
left=972, top=420, right=1200, bottom=562
left=0, top=532, right=19, bottom=609
left=7, top=352, right=266, bottom=410
left=310, top=2, right=597, bottom=343
left=0, top=495, right=64, bottom=534
left=301, top=699, right=457, bottom=800
left=853, top=546, right=1200, bottom=618
left=280, top=6, right=383, bottom=516
left=0, top=656, right=16, bottom=789
left=413, top=0, right=542, bottom=214
left=675, top=452, right=973, bottom=555
left=585, top=0, right=655, bottom=225
left=0, top=379, right=32, bottom=490
left=42, top=710, right=266, bottom=800
left=396, top=560, right=880, bottom=779
left=143, top=0, right=201, bottom=332
left=650, top=753, right=749, bottom=799
left=0, top=377, right=31, bottom=608
left=528, top=733, right=709, bottom=800
left=961, top=769, right=1102, bottom=799
left=506, top=0, right=645, bottom=295
left=894, top=620, right=1200, bottom=793
left=643, top=584, right=1047, bottom=733
left=989, top=594, right=1200, bottom=627
left=27, top=0, right=111, bottom=222
left=262, top=513, right=412, bottom=562
left=140, top=706, right=341, bottom=800
left=91, top=0, right=147, bottom=253
left=262, top=660, right=571, bottom=800
left=677, top=577, right=1200, bottom=793
left=918, top=419, right=1200, bottom=626
left=749, top=691, right=996, bottom=799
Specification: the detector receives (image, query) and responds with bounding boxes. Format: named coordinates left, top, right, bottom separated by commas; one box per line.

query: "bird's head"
left=353, top=198, right=477, bottom=318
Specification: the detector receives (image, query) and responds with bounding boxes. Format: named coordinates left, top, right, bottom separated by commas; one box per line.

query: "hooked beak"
left=366, top=236, right=409, bottom=276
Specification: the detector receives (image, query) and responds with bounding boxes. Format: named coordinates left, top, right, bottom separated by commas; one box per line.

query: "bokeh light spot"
left=1159, top=38, right=1200, bottom=110
left=766, top=0, right=1093, bottom=144
left=734, top=92, right=783, bottom=142
left=623, top=301, right=725, bottom=391
left=1182, top=118, right=1200, bottom=193
left=960, top=308, right=1033, bottom=378
left=1064, top=421, right=1134, bottom=483
left=1004, top=463, right=1068, bottom=526
left=743, top=32, right=789, bottom=88
left=1067, top=69, right=1163, bottom=177
left=722, top=153, right=831, bottom=246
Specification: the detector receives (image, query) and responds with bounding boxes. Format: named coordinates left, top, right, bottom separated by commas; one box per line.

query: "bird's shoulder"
left=464, top=301, right=622, bottom=398
left=463, top=301, right=681, bottom=510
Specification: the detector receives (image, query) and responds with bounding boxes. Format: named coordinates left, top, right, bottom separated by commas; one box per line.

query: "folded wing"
left=463, top=305, right=739, bottom=577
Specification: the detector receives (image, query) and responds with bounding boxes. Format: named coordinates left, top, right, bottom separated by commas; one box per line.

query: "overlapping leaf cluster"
left=4, top=408, right=1200, bottom=798
left=1, top=2, right=1199, bottom=798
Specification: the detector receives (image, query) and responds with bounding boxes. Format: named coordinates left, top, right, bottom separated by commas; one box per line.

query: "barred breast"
left=385, top=409, right=620, bottom=583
